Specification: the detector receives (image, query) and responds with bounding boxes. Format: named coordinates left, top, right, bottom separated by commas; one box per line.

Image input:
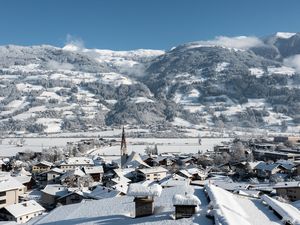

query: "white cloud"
left=63, top=34, right=85, bottom=51
left=190, top=36, right=265, bottom=50
left=283, top=54, right=300, bottom=73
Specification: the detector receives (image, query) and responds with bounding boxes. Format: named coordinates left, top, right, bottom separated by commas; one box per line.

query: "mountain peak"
left=275, top=32, right=296, bottom=39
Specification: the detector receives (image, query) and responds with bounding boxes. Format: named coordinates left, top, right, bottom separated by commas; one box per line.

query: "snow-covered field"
left=0, top=136, right=230, bottom=157
left=89, top=137, right=231, bottom=156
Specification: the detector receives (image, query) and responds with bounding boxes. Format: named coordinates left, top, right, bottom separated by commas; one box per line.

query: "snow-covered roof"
left=61, top=157, right=94, bottom=166
left=160, top=174, right=189, bottom=187
left=254, top=162, right=280, bottom=171
left=50, top=167, right=64, bottom=174
left=4, top=200, right=44, bottom=218
left=172, top=194, right=201, bottom=206
left=88, top=186, right=120, bottom=199
left=29, top=185, right=200, bottom=225
left=122, top=151, right=150, bottom=168
left=41, top=184, right=68, bottom=196
left=138, top=166, right=168, bottom=174
left=0, top=173, right=25, bottom=192
left=261, top=195, right=300, bottom=225
left=178, top=169, right=193, bottom=178
left=34, top=160, right=53, bottom=167
left=205, top=184, right=281, bottom=225
left=18, top=167, right=31, bottom=176
left=83, top=166, right=104, bottom=174
left=207, top=180, right=249, bottom=191
left=273, top=182, right=300, bottom=189
left=247, top=161, right=262, bottom=170
left=111, top=182, right=129, bottom=194
left=127, top=183, right=162, bottom=197
left=237, top=190, right=261, bottom=198
left=60, top=167, right=86, bottom=180
left=14, top=175, right=31, bottom=184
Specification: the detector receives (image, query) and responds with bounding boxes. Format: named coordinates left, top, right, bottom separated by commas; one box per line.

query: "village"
left=0, top=128, right=299, bottom=224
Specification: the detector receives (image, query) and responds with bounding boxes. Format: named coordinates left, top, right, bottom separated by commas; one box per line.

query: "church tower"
left=120, top=126, right=128, bottom=168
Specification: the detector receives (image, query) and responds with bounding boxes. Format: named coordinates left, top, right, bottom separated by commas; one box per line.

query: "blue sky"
left=0, top=0, right=299, bottom=50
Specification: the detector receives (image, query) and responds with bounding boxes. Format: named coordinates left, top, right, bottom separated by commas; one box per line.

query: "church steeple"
left=120, top=126, right=128, bottom=168
left=121, top=126, right=127, bottom=155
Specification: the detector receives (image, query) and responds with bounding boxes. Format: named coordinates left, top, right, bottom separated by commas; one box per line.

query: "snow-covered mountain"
left=1, top=33, right=300, bottom=134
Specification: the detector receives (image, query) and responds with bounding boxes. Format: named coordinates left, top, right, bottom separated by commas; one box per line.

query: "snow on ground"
left=105, top=99, right=118, bottom=105
left=183, top=105, right=206, bottom=113
left=132, top=97, right=154, bottom=104
left=6, top=97, right=27, bottom=109
left=174, top=92, right=183, bottom=104
left=268, top=66, right=295, bottom=76
left=249, top=68, right=265, bottom=78
left=5, top=63, right=40, bottom=73
left=100, top=72, right=134, bottom=86
left=215, top=62, right=230, bottom=72
left=13, top=106, right=47, bottom=120
left=90, top=137, right=231, bottom=156
left=16, top=83, right=43, bottom=92
left=35, top=118, right=62, bottom=133
left=49, top=73, right=70, bottom=80
left=37, top=91, right=62, bottom=100
left=172, top=117, right=193, bottom=127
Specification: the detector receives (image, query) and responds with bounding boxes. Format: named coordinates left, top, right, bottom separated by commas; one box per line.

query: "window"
left=0, top=192, right=6, bottom=197
left=0, top=199, right=6, bottom=204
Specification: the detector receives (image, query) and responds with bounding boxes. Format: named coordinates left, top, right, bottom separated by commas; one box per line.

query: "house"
left=176, top=169, right=193, bottom=179
left=232, top=161, right=261, bottom=177
left=121, top=151, right=150, bottom=169
left=142, top=156, right=158, bottom=167
left=137, top=167, right=168, bottom=181
left=13, top=175, right=35, bottom=192
left=179, top=157, right=195, bottom=167
left=153, top=156, right=174, bottom=167
left=172, top=194, right=200, bottom=219
left=253, top=149, right=300, bottom=162
left=40, top=184, right=68, bottom=208
left=88, top=186, right=120, bottom=199
left=83, top=166, right=104, bottom=182
left=60, top=167, right=87, bottom=187
left=274, top=136, right=300, bottom=144
left=13, top=168, right=35, bottom=191
left=273, top=182, right=300, bottom=201
left=127, top=183, right=162, bottom=218
left=57, top=191, right=89, bottom=206
left=36, top=168, right=64, bottom=187
left=60, top=157, right=94, bottom=172
left=160, top=174, right=189, bottom=188
left=254, top=162, right=283, bottom=178
left=31, top=161, right=52, bottom=174
left=0, top=200, right=44, bottom=224
left=0, top=173, right=25, bottom=208
left=214, top=145, right=230, bottom=154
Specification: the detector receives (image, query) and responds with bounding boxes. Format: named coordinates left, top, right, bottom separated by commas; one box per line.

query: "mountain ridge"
left=1, top=33, right=300, bottom=134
